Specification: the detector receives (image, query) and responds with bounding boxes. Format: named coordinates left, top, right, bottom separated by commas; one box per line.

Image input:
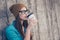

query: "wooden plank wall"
left=0, top=0, right=60, bottom=40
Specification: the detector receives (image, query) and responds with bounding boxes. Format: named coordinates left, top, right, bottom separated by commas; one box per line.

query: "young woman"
left=5, top=4, right=37, bottom=40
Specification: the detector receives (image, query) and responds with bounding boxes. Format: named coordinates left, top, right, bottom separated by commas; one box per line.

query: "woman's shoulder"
left=5, top=20, right=17, bottom=32
left=5, top=20, right=15, bottom=30
left=5, top=24, right=23, bottom=40
left=5, top=23, right=21, bottom=37
left=5, top=24, right=15, bottom=32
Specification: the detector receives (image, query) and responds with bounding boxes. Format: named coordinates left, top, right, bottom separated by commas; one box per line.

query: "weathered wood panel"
left=0, top=0, right=8, bottom=40
left=0, top=0, right=60, bottom=40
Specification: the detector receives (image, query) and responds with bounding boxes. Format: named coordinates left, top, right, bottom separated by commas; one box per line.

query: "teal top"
left=5, top=21, right=26, bottom=40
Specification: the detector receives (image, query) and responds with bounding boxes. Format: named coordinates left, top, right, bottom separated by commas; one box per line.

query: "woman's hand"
left=24, top=18, right=37, bottom=40
left=27, top=18, right=37, bottom=30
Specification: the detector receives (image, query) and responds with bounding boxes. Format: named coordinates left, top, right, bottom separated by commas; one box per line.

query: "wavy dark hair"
left=14, top=15, right=32, bottom=40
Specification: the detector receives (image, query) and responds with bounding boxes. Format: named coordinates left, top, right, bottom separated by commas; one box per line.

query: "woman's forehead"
left=21, top=7, right=26, bottom=10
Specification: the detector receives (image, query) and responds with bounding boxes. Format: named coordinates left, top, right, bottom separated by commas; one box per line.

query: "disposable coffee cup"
left=27, top=12, right=36, bottom=20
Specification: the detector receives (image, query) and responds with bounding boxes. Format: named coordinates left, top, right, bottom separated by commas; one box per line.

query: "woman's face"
left=19, top=7, right=28, bottom=20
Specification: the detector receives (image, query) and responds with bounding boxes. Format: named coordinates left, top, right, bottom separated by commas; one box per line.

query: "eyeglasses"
left=19, top=10, right=29, bottom=13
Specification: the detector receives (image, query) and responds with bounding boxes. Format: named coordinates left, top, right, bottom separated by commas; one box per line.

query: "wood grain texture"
left=0, top=0, right=60, bottom=40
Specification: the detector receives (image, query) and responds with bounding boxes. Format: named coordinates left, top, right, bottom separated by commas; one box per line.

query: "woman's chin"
left=23, top=18, right=27, bottom=20
left=20, top=18, right=26, bottom=20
